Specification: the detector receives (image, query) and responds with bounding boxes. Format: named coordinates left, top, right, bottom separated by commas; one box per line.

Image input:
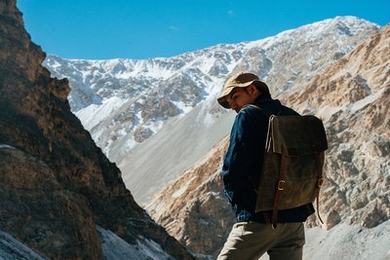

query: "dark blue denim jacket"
left=221, top=95, right=314, bottom=223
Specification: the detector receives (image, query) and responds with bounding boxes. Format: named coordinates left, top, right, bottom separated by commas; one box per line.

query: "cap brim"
left=217, top=80, right=258, bottom=109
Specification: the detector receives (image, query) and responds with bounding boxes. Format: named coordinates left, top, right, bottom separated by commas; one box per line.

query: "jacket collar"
left=253, top=94, right=273, bottom=106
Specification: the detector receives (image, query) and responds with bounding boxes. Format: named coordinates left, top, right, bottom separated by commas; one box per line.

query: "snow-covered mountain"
left=45, top=16, right=378, bottom=165
left=45, top=16, right=379, bottom=205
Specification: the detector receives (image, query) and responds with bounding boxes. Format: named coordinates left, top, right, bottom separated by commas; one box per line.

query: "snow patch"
left=135, top=110, right=143, bottom=123
left=172, top=176, right=196, bottom=198
left=317, top=106, right=343, bottom=121
left=97, top=225, right=171, bottom=260
left=172, top=185, right=189, bottom=199
left=144, top=119, right=164, bottom=136
left=75, top=96, right=127, bottom=130
left=172, top=101, right=192, bottom=114
left=0, top=144, right=15, bottom=149
left=196, top=57, right=216, bottom=75
left=309, top=89, right=384, bottom=122
left=124, top=138, right=138, bottom=152
left=0, top=229, right=44, bottom=259
left=205, top=78, right=225, bottom=98
left=347, top=89, right=384, bottom=113
left=114, top=59, right=176, bottom=80
left=46, top=58, right=61, bottom=69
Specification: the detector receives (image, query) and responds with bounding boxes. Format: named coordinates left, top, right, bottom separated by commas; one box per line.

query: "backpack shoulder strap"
left=244, top=104, right=282, bottom=152
left=245, top=104, right=283, bottom=117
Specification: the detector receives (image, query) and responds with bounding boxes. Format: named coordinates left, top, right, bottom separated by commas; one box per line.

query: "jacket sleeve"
left=221, top=109, right=266, bottom=210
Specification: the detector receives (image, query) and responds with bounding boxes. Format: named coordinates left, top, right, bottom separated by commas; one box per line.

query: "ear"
left=248, top=84, right=261, bottom=97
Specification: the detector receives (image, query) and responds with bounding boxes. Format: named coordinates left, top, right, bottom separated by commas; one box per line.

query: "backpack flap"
left=266, top=115, right=328, bottom=156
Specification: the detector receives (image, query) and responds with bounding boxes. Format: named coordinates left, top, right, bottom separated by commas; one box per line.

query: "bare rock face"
left=0, top=1, right=192, bottom=259
left=0, top=146, right=100, bottom=258
left=147, top=26, right=390, bottom=257
left=147, top=139, right=234, bottom=258
left=287, top=25, right=390, bottom=230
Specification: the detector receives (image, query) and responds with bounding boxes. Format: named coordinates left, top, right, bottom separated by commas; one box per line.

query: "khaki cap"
left=217, top=72, right=269, bottom=109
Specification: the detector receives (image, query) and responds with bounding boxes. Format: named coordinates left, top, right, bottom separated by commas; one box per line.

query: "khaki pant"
left=217, top=222, right=305, bottom=260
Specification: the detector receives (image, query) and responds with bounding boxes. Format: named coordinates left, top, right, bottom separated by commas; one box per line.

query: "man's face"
left=226, top=86, right=258, bottom=112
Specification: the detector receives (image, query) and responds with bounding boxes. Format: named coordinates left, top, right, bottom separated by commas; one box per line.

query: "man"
left=216, top=72, right=314, bottom=260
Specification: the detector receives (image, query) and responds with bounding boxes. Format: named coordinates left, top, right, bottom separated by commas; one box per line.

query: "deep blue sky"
left=17, top=0, right=389, bottom=60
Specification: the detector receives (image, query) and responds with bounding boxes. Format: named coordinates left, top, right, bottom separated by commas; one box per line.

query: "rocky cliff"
left=0, top=0, right=192, bottom=258
left=147, top=25, right=390, bottom=258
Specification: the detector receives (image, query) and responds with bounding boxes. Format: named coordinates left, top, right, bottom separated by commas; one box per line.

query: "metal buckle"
left=277, top=180, right=286, bottom=191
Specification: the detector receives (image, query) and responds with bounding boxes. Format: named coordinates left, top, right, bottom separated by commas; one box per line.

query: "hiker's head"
left=217, top=72, right=270, bottom=112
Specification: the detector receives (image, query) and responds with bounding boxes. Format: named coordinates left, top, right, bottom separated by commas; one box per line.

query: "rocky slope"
left=44, top=18, right=379, bottom=205
left=0, top=1, right=192, bottom=259
left=146, top=139, right=230, bottom=258
left=146, top=25, right=390, bottom=258
left=287, top=25, right=390, bottom=230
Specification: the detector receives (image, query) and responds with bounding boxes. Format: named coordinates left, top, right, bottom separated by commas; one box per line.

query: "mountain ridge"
left=45, top=16, right=379, bottom=162
left=44, top=15, right=381, bottom=206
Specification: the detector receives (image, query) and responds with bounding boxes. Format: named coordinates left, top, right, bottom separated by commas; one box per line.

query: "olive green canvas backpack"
left=255, top=114, right=328, bottom=228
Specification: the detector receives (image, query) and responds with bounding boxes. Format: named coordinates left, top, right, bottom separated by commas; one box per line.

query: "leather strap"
left=316, top=152, right=325, bottom=224
left=250, top=103, right=287, bottom=228
left=316, top=185, right=324, bottom=224
left=265, top=115, right=275, bottom=152
left=272, top=154, right=287, bottom=229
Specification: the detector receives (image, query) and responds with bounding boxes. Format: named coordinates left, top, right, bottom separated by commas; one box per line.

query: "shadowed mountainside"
left=0, top=1, right=193, bottom=258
